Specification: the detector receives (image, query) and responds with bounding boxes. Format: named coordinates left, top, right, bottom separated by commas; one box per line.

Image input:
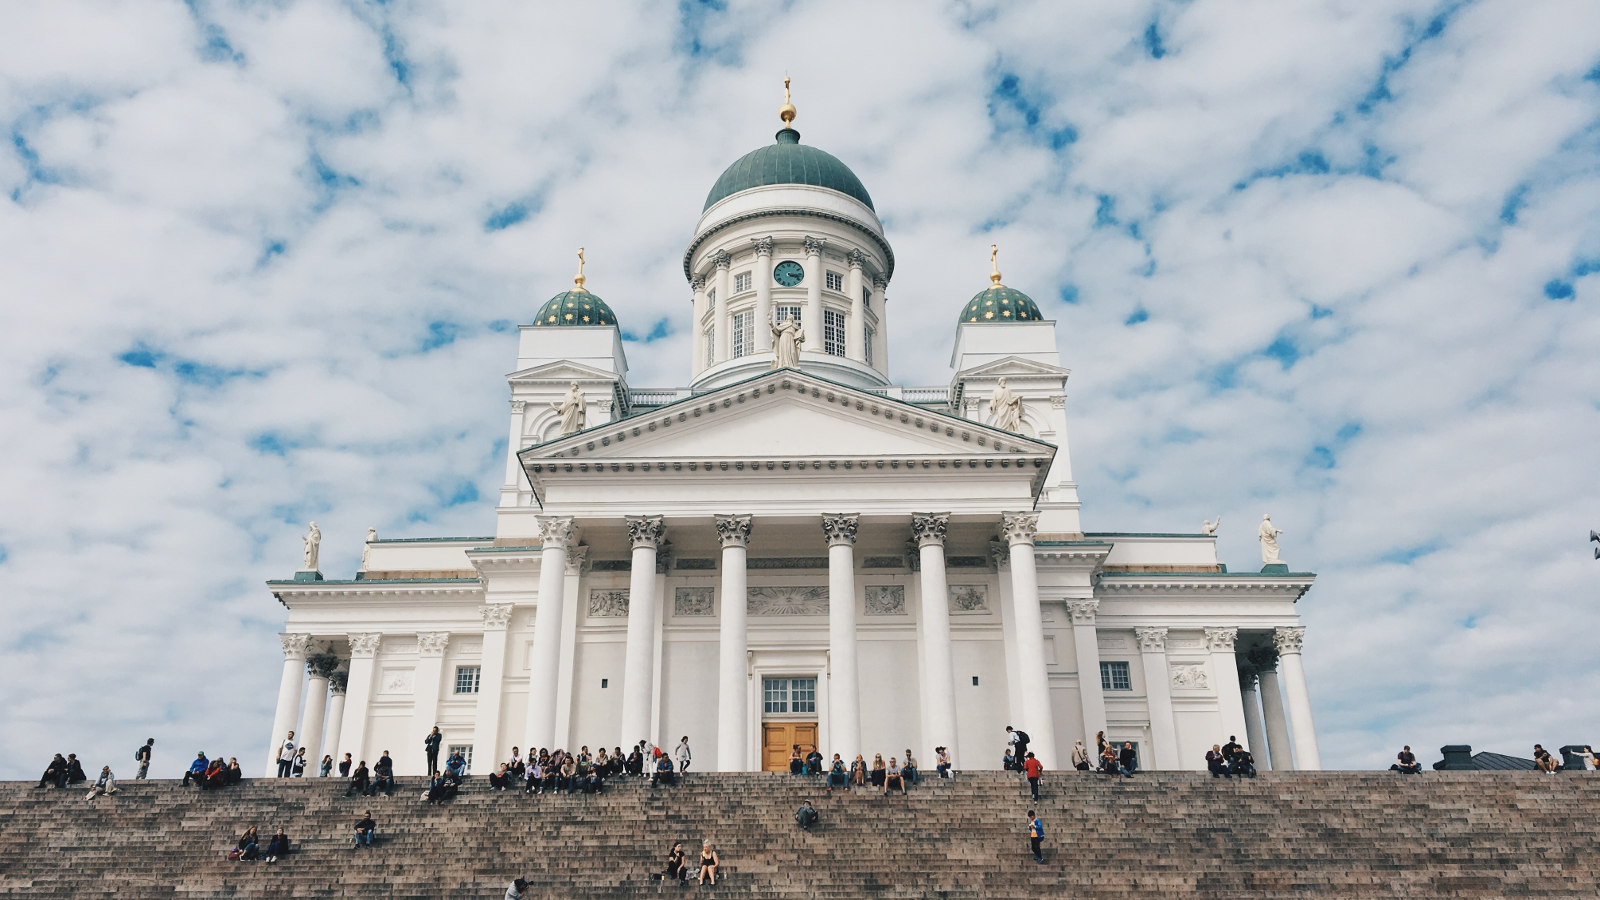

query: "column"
left=1239, top=669, right=1269, bottom=770
left=473, top=604, right=514, bottom=774
left=554, top=545, right=588, bottom=748
left=845, top=249, right=866, bottom=362
left=323, top=671, right=347, bottom=768
left=871, top=275, right=888, bottom=372
left=407, top=632, right=450, bottom=775
left=1067, top=601, right=1107, bottom=748
left=712, top=250, right=732, bottom=361
left=912, top=513, right=960, bottom=767
left=1275, top=626, right=1322, bottom=770
left=690, top=276, right=708, bottom=375
left=751, top=237, right=774, bottom=351
left=266, top=633, right=311, bottom=776
left=620, top=515, right=666, bottom=747
left=1205, top=627, right=1249, bottom=754
left=1136, top=627, right=1180, bottom=770
left=1257, top=655, right=1294, bottom=771
left=299, top=651, right=339, bottom=771
left=338, top=633, right=382, bottom=768
left=524, top=516, right=573, bottom=752
left=802, top=236, right=825, bottom=353
left=501, top=399, right=528, bottom=505
left=824, top=514, right=862, bottom=762
left=1001, top=512, right=1056, bottom=768
left=715, top=515, right=753, bottom=771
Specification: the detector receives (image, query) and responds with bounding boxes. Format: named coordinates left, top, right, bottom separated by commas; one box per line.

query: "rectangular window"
left=762, top=677, right=818, bottom=714
left=734, top=272, right=752, bottom=293
left=773, top=304, right=802, bottom=326
left=864, top=326, right=874, bottom=367
left=447, top=745, right=473, bottom=769
left=1100, top=661, right=1132, bottom=691
left=707, top=287, right=716, bottom=303
left=823, top=309, right=846, bottom=357
left=454, top=666, right=481, bottom=695
left=705, top=325, right=715, bottom=366
left=731, top=310, right=753, bottom=358
left=863, top=286, right=871, bottom=307
left=826, top=271, right=843, bottom=292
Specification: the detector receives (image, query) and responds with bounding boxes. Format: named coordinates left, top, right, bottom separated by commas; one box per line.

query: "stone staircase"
left=2, top=771, right=1597, bottom=898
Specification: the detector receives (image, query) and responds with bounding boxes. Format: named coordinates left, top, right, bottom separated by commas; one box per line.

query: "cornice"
left=1095, top=573, right=1313, bottom=600
left=269, top=579, right=485, bottom=609
left=683, top=207, right=895, bottom=282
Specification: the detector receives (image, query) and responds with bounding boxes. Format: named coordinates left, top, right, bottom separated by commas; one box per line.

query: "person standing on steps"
left=1005, top=726, right=1030, bottom=771
left=1023, top=752, right=1043, bottom=802
left=424, top=726, right=443, bottom=776
left=134, top=738, right=154, bottom=780
left=275, top=731, right=296, bottom=777
left=674, top=735, right=692, bottom=774
left=1027, top=810, right=1045, bottom=864
left=339, top=753, right=352, bottom=778
left=1071, top=741, right=1091, bottom=772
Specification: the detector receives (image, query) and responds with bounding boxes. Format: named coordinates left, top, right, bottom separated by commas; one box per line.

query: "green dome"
left=703, top=128, right=874, bottom=212
left=533, top=289, right=618, bottom=327
left=959, top=285, right=1042, bottom=324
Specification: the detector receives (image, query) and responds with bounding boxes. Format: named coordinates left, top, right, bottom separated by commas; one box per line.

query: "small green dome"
left=703, top=128, right=874, bottom=212
left=533, top=289, right=618, bottom=327
left=959, top=285, right=1042, bottom=324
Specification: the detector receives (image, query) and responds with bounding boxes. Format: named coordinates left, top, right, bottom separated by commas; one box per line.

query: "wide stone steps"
left=2, top=771, right=1597, bottom=898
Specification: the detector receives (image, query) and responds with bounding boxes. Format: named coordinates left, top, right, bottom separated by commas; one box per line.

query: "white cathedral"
left=266, top=89, right=1322, bottom=778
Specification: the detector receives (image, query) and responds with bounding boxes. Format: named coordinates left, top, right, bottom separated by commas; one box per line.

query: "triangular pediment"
left=523, top=369, right=1055, bottom=463
left=956, top=355, right=1070, bottom=380
left=507, top=360, right=620, bottom=384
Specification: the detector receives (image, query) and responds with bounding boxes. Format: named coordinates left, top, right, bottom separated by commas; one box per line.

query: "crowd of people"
left=1204, top=736, right=1258, bottom=778
left=231, top=825, right=292, bottom=863
left=181, top=751, right=246, bottom=790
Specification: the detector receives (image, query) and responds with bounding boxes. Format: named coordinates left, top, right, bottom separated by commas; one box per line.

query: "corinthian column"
left=299, top=650, right=339, bottom=772
left=1136, top=627, right=1180, bottom=770
left=1239, top=669, right=1268, bottom=769
left=823, top=514, right=861, bottom=761
left=525, top=516, right=573, bottom=751
left=266, top=633, right=311, bottom=776
left=338, top=633, right=382, bottom=768
left=1275, top=626, right=1322, bottom=770
left=1205, top=626, right=1248, bottom=754
left=323, top=670, right=348, bottom=766
left=473, top=604, right=514, bottom=774
left=751, top=237, right=774, bottom=351
left=912, top=513, right=959, bottom=767
left=1254, top=646, right=1293, bottom=771
left=620, top=515, right=666, bottom=747
left=1001, top=512, right=1055, bottom=767
left=845, top=249, right=866, bottom=362
left=1067, top=600, right=1106, bottom=748
left=712, top=250, right=733, bottom=361
left=715, top=515, right=753, bottom=771
left=802, top=236, right=826, bottom=352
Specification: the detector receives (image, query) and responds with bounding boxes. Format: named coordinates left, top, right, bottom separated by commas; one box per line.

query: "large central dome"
left=702, top=127, right=875, bottom=213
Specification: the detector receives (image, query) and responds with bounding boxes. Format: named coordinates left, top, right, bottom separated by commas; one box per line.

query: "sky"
left=2, top=0, right=1598, bottom=778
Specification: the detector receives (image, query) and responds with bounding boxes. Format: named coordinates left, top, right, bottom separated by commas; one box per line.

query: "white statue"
left=989, top=377, right=1023, bottom=433
left=1258, top=514, right=1283, bottom=565
left=360, top=527, right=377, bottom=571
left=301, top=521, right=321, bottom=571
left=552, top=382, right=586, bottom=436
left=771, top=314, right=804, bottom=369
left=1202, top=516, right=1221, bottom=536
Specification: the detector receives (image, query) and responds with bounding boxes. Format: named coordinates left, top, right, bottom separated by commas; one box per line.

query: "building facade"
left=266, top=95, right=1321, bottom=778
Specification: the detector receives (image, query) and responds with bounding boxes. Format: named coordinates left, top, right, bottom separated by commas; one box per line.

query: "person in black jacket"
left=423, top=727, right=443, bottom=775
left=264, top=828, right=290, bottom=862
left=1119, top=742, right=1138, bottom=777
left=369, top=752, right=395, bottom=795
left=345, top=761, right=370, bottom=796
left=37, top=754, right=69, bottom=788
left=65, top=754, right=88, bottom=785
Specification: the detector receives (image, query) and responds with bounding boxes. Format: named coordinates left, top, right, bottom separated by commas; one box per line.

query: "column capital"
left=347, top=633, right=382, bottom=659
left=510, top=399, right=527, bottom=414
left=1204, top=626, right=1239, bottom=652
left=988, top=540, right=1009, bottom=570
left=802, top=235, right=827, bottom=256
left=691, top=274, right=707, bottom=292
left=480, top=604, right=514, bottom=631
left=536, top=516, right=576, bottom=549
left=911, top=512, right=949, bottom=548
left=1067, top=599, right=1099, bottom=624
left=715, top=514, right=753, bottom=548
left=417, top=632, right=451, bottom=657
left=846, top=248, right=866, bottom=270
left=1238, top=668, right=1258, bottom=692
left=750, top=235, right=774, bottom=256
left=626, top=515, right=666, bottom=550
left=656, top=541, right=673, bottom=574
left=821, top=513, right=859, bottom=547
left=565, top=543, right=590, bottom=575
left=1273, top=626, right=1306, bottom=655
left=1246, top=643, right=1280, bottom=671
left=871, top=274, right=888, bottom=291
left=280, top=633, right=313, bottom=661
left=305, top=649, right=340, bottom=679
left=1135, top=626, right=1168, bottom=653
left=711, top=249, right=733, bottom=269
left=328, top=669, right=348, bottom=694
left=999, top=511, right=1039, bottom=546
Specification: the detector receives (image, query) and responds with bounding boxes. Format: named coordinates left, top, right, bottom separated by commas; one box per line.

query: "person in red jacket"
left=1022, top=752, right=1044, bottom=802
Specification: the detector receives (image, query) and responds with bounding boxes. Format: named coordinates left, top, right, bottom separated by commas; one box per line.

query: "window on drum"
left=823, top=309, right=845, bottom=356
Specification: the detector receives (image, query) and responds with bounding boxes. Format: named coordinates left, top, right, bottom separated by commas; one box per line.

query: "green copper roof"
left=532, top=289, right=618, bottom=327
left=703, top=129, right=874, bottom=213
left=959, top=285, right=1042, bottom=324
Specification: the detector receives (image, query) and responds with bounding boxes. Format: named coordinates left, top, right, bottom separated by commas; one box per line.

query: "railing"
left=628, top=388, right=690, bottom=408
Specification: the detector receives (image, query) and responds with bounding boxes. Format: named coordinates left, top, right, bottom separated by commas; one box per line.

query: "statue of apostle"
left=552, top=382, right=586, bottom=436
left=1258, top=514, right=1284, bottom=565
left=360, top=527, right=377, bottom=571
left=771, top=314, right=804, bottom=369
left=302, top=521, right=321, bottom=571
left=989, top=377, right=1023, bottom=433
left=1202, top=516, right=1221, bottom=536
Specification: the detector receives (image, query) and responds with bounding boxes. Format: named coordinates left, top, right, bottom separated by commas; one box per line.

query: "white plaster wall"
left=569, top=639, right=625, bottom=752
left=858, top=635, right=921, bottom=760
left=952, top=636, right=1012, bottom=768
left=659, top=639, right=720, bottom=769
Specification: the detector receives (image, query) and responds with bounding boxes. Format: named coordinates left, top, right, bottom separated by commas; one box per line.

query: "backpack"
left=1014, top=731, right=1030, bottom=745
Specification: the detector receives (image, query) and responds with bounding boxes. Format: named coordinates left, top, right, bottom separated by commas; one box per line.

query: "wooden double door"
left=761, top=721, right=818, bottom=771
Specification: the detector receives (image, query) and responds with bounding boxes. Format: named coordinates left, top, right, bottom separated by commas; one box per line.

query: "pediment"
left=956, top=355, right=1070, bottom=380
left=507, top=360, right=620, bottom=384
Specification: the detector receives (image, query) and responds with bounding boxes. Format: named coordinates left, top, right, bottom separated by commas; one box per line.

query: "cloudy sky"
left=3, top=0, right=1598, bottom=778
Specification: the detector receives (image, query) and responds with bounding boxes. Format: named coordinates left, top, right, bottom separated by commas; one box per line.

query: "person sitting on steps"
left=179, top=752, right=207, bottom=788
left=370, top=751, right=395, bottom=795
left=36, top=754, right=68, bottom=789
left=236, top=825, right=260, bottom=861
left=796, top=800, right=819, bottom=830
left=902, top=749, right=919, bottom=785
left=663, top=842, right=688, bottom=883
left=264, top=827, right=290, bottom=863
left=870, top=753, right=887, bottom=788
left=789, top=744, right=804, bottom=775
left=651, top=753, right=675, bottom=787
left=936, top=746, right=952, bottom=779
left=353, top=812, right=376, bottom=848
left=884, top=757, right=907, bottom=796
left=85, top=765, right=117, bottom=800
left=1232, top=749, right=1258, bottom=778
left=1099, top=744, right=1123, bottom=778
left=1390, top=745, right=1423, bottom=774
left=827, top=754, right=848, bottom=792
left=850, top=754, right=867, bottom=788
left=1207, top=745, right=1230, bottom=778
left=346, top=760, right=370, bottom=796
left=490, top=763, right=514, bottom=792
left=201, top=756, right=227, bottom=790
left=1119, top=742, right=1139, bottom=777
left=805, top=745, right=824, bottom=776
left=697, top=840, right=720, bottom=885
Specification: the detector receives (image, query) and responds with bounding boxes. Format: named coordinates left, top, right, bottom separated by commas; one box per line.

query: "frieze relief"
left=378, top=668, right=414, bottom=695
left=864, top=585, right=906, bottom=616
left=588, top=589, right=630, bottom=618
left=674, top=587, right=715, bottom=617
left=747, top=586, right=828, bottom=616
left=1170, top=663, right=1210, bottom=690
left=948, top=584, right=989, bottom=613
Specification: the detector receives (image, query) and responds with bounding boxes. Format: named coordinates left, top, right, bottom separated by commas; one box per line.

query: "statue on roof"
left=361, top=527, right=377, bottom=571
left=1258, top=514, right=1284, bottom=565
left=301, top=521, right=321, bottom=571
left=1202, top=516, right=1220, bottom=536
left=772, top=313, right=804, bottom=369
left=989, top=377, right=1023, bottom=433
left=553, top=382, right=587, bottom=436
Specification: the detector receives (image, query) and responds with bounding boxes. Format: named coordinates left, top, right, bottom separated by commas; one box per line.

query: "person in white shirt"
left=674, top=736, right=692, bottom=774
left=275, top=732, right=297, bottom=777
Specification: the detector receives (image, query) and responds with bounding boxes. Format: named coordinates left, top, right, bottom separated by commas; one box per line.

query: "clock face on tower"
left=773, top=260, right=805, bottom=287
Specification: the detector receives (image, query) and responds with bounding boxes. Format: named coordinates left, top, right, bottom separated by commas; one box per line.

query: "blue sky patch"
left=677, top=0, right=739, bottom=64
left=0, top=543, right=7, bottom=564
left=1544, top=279, right=1574, bottom=301
left=1143, top=22, right=1166, bottom=59
left=1304, top=445, right=1335, bottom=469
left=485, top=201, right=530, bottom=232
left=420, top=320, right=460, bottom=351
left=1382, top=542, right=1438, bottom=565
left=118, top=343, right=166, bottom=368
left=1058, top=284, right=1079, bottom=305
left=250, top=432, right=299, bottom=456
left=1124, top=307, right=1148, bottom=326
left=1264, top=334, right=1300, bottom=369
left=622, top=318, right=672, bottom=343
